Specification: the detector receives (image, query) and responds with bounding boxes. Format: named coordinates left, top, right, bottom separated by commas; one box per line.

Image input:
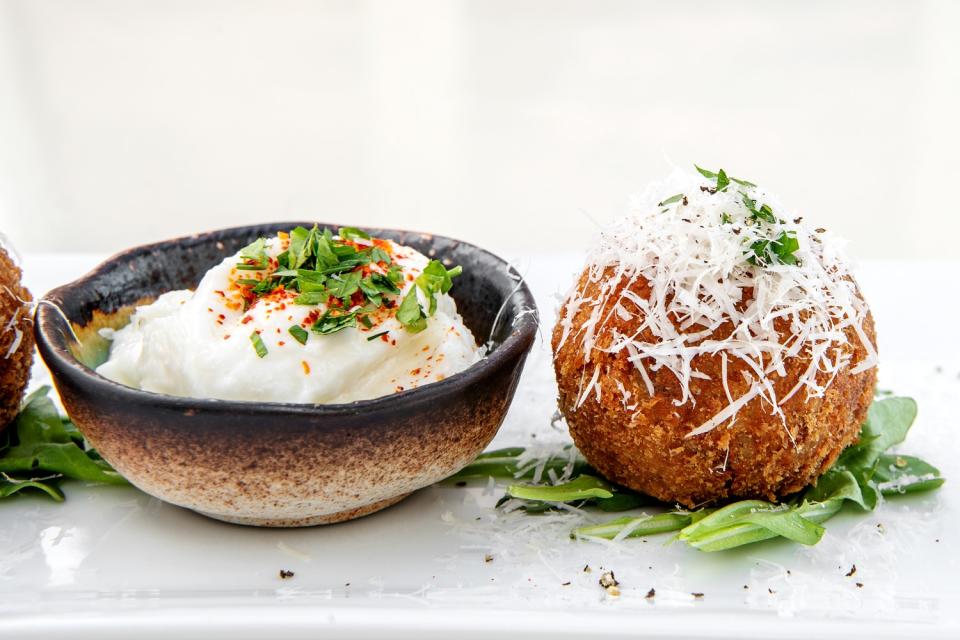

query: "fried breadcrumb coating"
left=552, top=267, right=877, bottom=508
left=1, top=245, right=34, bottom=430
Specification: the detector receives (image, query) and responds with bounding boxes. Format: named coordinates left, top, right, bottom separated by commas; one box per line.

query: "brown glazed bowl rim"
left=35, top=223, right=538, bottom=419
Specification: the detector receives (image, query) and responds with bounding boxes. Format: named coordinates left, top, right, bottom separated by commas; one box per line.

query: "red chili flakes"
left=223, top=334, right=231, bottom=340
left=421, top=346, right=429, bottom=352
left=372, top=238, right=393, bottom=258
left=395, top=385, right=405, bottom=392
left=207, top=307, right=213, bottom=313
left=303, top=309, right=321, bottom=328
left=390, top=339, right=397, bottom=346
left=406, top=273, right=414, bottom=282
left=302, top=361, right=311, bottom=375
left=278, top=341, right=285, bottom=347
left=380, top=334, right=390, bottom=343
left=214, top=290, right=226, bottom=297
left=275, top=327, right=281, bottom=334
left=410, top=368, right=421, bottom=376
left=241, top=316, right=253, bottom=325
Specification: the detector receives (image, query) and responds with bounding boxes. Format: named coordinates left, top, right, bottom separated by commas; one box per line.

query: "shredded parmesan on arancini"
left=557, top=167, right=877, bottom=438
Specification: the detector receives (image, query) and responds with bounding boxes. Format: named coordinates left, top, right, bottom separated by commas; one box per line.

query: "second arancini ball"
left=552, top=167, right=878, bottom=508
left=1, top=240, right=34, bottom=430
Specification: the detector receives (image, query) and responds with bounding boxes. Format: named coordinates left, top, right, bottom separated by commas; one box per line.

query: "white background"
left=2, top=0, right=959, bottom=262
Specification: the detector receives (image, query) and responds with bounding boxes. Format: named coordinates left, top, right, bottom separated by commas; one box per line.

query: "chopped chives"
left=249, top=331, right=268, bottom=358
left=367, top=331, right=389, bottom=341
left=288, top=325, right=309, bottom=345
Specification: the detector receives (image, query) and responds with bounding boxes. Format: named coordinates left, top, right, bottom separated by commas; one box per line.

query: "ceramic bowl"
left=34, top=223, right=537, bottom=527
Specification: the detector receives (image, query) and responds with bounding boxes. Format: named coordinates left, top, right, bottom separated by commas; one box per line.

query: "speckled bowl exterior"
left=35, top=223, right=537, bottom=527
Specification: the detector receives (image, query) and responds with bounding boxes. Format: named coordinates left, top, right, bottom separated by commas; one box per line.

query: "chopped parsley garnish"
left=237, top=237, right=269, bottom=270
left=397, top=260, right=462, bottom=333
left=312, top=309, right=358, bottom=335
left=231, top=225, right=464, bottom=352
left=695, top=164, right=800, bottom=267
left=658, top=193, right=684, bottom=207
left=715, top=168, right=730, bottom=192
left=249, top=331, right=268, bottom=358
left=695, top=165, right=755, bottom=192
left=748, top=231, right=800, bottom=267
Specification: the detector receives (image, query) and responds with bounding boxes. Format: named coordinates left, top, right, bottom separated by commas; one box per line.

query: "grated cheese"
left=559, top=167, right=878, bottom=437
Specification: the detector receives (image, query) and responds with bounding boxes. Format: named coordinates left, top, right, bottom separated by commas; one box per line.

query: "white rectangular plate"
left=2, top=254, right=957, bottom=638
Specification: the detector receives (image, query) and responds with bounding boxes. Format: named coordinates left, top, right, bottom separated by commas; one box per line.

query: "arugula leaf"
left=804, top=468, right=869, bottom=509
left=506, top=475, right=613, bottom=503
left=0, top=472, right=64, bottom=501
left=447, top=447, right=591, bottom=482
left=873, top=454, right=945, bottom=494
left=0, top=443, right=123, bottom=486
left=452, top=394, right=943, bottom=552
left=0, top=387, right=127, bottom=489
left=11, top=387, right=83, bottom=446
left=680, top=500, right=838, bottom=552
left=573, top=513, right=692, bottom=539
left=594, top=491, right=652, bottom=512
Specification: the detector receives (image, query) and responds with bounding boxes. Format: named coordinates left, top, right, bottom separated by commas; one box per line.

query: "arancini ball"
left=552, top=167, right=878, bottom=507
left=0, top=241, right=34, bottom=430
